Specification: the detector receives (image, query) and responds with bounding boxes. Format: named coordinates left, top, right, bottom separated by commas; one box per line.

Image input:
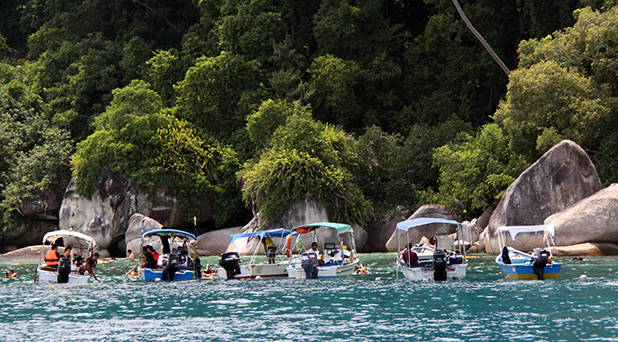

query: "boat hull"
left=216, top=262, right=288, bottom=280
left=141, top=268, right=194, bottom=282
left=37, top=268, right=90, bottom=284
left=286, top=261, right=357, bottom=279
left=400, top=263, right=467, bottom=281
left=498, top=262, right=561, bottom=279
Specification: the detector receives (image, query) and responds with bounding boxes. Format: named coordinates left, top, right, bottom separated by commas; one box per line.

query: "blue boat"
left=139, top=229, right=198, bottom=282
left=495, top=225, right=562, bottom=280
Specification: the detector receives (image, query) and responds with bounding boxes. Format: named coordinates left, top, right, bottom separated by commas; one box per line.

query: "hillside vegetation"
left=0, top=0, right=615, bottom=231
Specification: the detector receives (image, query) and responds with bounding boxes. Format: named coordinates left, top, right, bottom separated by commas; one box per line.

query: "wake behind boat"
left=286, top=222, right=359, bottom=279
left=496, top=224, right=562, bottom=280
left=218, top=228, right=296, bottom=279
left=37, top=230, right=97, bottom=284
left=139, top=229, right=198, bottom=282
left=395, top=218, right=467, bottom=281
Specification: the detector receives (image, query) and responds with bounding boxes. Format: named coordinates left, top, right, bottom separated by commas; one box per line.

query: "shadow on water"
left=1, top=254, right=617, bottom=341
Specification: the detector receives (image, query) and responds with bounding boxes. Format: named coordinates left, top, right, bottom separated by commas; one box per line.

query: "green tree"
left=240, top=105, right=372, bottom=225
left=497, top=6, right=618, bottom=183
left=494, top=60, right=610, bottom=157
left=175, top=51, right=267, bottom=146
left=73, top=80, right=243, bottom=225
left=433, top=124, right=528, bottom=217
left=0, top=78, right=73, bottom=231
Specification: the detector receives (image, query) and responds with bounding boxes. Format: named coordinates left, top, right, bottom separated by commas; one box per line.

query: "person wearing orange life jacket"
left=147, top=245, right=159, bottom=264
left=4, top=270, right=17, bottom=278
left=45, top=244, right=60, bottom=268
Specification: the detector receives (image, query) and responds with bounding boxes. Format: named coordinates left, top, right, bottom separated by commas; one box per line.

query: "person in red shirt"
left=401, top=244, right=419, bottom=267
left=147, top=245, right=159, bottom=263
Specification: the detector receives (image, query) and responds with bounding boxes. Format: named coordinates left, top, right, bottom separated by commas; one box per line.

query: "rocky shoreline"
left=1, top=140, right=617, bottom=257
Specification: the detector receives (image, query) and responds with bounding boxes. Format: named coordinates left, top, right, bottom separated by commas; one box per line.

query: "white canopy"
left=497, top=224, right=555, bottom=240
left=42, top=230, right=96, bottom=248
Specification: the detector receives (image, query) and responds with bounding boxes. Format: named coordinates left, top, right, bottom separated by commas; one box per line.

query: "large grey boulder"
left=0, top=190, right=64, bottom=250
left=365, top=211, right=407, bottom=252
left=0, top=245, right=47, bottom=262
left=0, top=220, right=58, bottom=252
left=18, top=190, right=62, bottom=219
left=223, top=199, right=368, bottom=255
left=545, top=184, right=618, bottom=248
left=484, top=140, right=602, bottom=254
left=59, top=171, right=212, bottom=255
left=548, top=242, right=618, bottom=256
left=385, top=204, right=458, bottom=252
left=196, top=226, right=242, bottom=256
left=124, top=213, right=164, bottom=256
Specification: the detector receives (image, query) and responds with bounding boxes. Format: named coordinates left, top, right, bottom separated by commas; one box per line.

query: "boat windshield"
left=141, top=229, right=197, bottom=241
left=42, top=230, right=96, bottom=248
left=497, top=224, right=555, bottom=240
left=229, top=228, right=294, bottom=243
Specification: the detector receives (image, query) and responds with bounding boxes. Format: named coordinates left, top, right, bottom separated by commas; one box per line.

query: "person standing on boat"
left=44, top=243, right=60, bottom=268
left=307, top=242, right=320, bottom=255
left=401, top=244, right=418, bottom=266
left=142, top=246, right=157, bottom=269
left=262, top=237, right=276, bottom=264
left=147, top=245, right=159, bottom=264
left=501, top=246, right=512, bottom=264
left=62, top=246, right=73, bottom=258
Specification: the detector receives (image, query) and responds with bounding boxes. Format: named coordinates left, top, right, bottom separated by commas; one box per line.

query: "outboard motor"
left=532, top=248, right=549, bottom=280
left=301, top=252, right=319, bottom=279
left=219, top=252, right=241, bottom=279
left=162, top=255, right=178, bottom=281
left=194, top=257, right=202, bottom=279
left=57, top=257, right=71, bottom=283
left=433, top=249, right=448, bottom=281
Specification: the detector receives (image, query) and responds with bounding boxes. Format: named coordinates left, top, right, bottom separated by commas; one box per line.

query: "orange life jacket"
left=7, top=272, right=16, bottom=278
left=45, top=249, right=59, bottom=266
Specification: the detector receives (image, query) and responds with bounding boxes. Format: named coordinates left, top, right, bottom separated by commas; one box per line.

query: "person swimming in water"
left=125, top=267, right=139, bottom=277
left=4, top=270, right=17, bottom=278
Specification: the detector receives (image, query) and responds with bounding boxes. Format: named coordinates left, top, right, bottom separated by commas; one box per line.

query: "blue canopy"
left=142, top=229, right=197, bottom=241
left=396, top=218, right=462, bottom=232
left=229, top=228, right=294, bottom=243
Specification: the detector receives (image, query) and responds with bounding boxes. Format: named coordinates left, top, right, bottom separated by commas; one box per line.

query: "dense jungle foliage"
left=0, top=0, right=616, bottom=231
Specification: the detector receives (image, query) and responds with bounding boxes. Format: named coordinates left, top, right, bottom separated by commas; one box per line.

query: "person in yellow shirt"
left=262, top=237, right=276, bottom=264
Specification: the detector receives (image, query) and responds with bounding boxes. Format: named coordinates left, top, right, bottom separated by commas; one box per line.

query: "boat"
left=36, top=230, right=96, bottom=284
left=395, top=218, right=468, bottom=281
left=139, top=229, right=198, bottom=282
left=495, top=224, right=561, bottom=280
left=217, top=228, right=296, bottom=279
left=285, top=222, right=359, bottom=279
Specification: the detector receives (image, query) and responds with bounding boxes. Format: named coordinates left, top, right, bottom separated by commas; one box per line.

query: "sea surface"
left=1, top=254, right=616, bottom=341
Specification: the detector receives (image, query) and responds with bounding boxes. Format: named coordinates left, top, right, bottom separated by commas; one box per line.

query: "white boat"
left=217, top=228, right=296, bottom=279
left=395, top=218, right=468, bottom=281
left=495, top=225, right=562, bottom=280
left=286, top=222, right=360, bottom=279
left=139, top=229, right=198, bottom=282
left=36, top=230, right=96, bottom=284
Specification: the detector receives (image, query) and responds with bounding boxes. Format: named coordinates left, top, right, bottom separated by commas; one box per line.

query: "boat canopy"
left=497, top=224, right=555, bottom=240
left=291, top=222, right=353, bottom=234
left=42, top=230, right=96, bottom=248
left=396, top=218, right=462, bottom=232
left=141, top=229, right=197, bottom=241
left=230, top=228, right=295, bottom=243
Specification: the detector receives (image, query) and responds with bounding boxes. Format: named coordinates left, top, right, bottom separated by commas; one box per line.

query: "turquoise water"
left=1, top=254, right=617, bottom=341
